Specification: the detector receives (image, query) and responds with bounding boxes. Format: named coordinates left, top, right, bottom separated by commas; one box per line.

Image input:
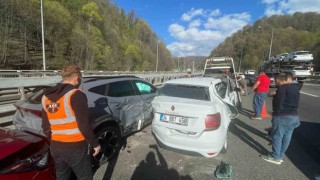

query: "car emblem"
left=171, top=105, right=175, bottom=111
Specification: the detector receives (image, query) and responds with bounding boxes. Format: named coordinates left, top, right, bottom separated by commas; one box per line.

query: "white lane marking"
left=300, top=91, right=320, bottom=97
left=303, top=83, right=320, bottom=87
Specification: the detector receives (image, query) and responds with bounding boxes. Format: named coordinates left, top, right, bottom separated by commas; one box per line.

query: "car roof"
left=83, top=75, right=139, bottom=83
left=164, top=77, right=221, bottom=87
left=291, top=51, right=310, bottom=53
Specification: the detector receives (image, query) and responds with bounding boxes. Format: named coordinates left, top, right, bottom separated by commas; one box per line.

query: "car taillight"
left=14, top=105, right=42, bottom=118
left=205, top=113, right=221, bottom=130
left=0, top=142, right=50, bottom=174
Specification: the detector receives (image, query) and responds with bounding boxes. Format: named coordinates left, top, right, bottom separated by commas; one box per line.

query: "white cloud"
left=189, top=19, right=202, bottom=28
left=209, top=9, right=221, bottom=17
left=205, top=13, right=250, bottom=33
left=262, top=0, right=320, bottom=16
left=262, top=0, right=278, bottom=5
left=181, top=8, right=205, bottom=21
left=167, top=9, right=251, bottom=56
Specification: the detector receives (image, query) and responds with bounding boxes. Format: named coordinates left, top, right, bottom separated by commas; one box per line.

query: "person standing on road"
left=251, top=70, right=271, bottom=120
left=186, top=71, right=192, bottom=78
left=236, top=73, right=247, bottom=96
left=261, top=73, right=300, bottom=165
left=42, top=64, right=101, bottom=180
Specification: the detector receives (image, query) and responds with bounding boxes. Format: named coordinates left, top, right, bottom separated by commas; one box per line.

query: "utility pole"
left=239, top=49, right=243, bottom=72
left=177, top=57, right=180, bottom=71
left=268, top=28, right=274, bottom=59
left=156, top=41, right=159, bottom=72
left=192, top=61, right=195, bottom=73
left=41, top=0, right=46, bottom=70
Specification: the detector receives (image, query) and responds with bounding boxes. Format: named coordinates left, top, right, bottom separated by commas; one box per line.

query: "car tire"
left=92, top=126, right=122, bottom=165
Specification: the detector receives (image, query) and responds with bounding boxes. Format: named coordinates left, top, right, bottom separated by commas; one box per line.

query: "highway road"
left=2, top=83, right=320, bottom=179
left=91, top=83, right=320, bottom=180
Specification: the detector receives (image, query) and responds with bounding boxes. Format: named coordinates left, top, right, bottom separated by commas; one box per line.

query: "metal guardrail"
left=0, top=70, right=203, bottom=127
left=0, top=70, right=202, bottom=88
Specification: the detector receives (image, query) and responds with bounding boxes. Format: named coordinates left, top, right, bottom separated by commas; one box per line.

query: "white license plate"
left=159, top=114, right=188, bottom=126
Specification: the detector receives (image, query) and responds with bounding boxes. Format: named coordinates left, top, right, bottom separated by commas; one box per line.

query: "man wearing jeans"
left=261, top=73, right=300, bottom=164
left=251, top=70, right=271, bottom=120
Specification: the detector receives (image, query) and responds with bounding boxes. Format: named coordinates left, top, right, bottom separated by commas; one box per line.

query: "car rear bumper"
left=152, top=124, right=226, bottom=157
left=0, top=167, right=55, bottom=180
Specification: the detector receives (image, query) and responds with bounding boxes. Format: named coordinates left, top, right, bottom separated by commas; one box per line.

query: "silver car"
left=13, top=76, right=157, bottom=165
left=283, top=51, right=313, bottom=64
left=152, top=77, right=240, bottom=157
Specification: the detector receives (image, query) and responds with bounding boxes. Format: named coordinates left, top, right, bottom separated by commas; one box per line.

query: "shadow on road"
left=229, top=119, right=269, bottom=155
left=232, top=119, right=270, bottom=141
left=286, top=121, right=320, bottom=179
left=131, top=144, right=192, bottom=180
left=239, top=108, right=254, bottom=118
left=92, top=137, right=128, bottom=180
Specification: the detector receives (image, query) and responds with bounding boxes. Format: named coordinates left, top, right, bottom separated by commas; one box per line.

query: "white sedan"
left=152, top=77, right=240, bottom=157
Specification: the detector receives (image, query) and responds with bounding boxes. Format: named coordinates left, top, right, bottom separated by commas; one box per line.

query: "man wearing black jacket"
left=42, top=64, right=101, bottom=180
left=261, top=73, right=300, bottom=165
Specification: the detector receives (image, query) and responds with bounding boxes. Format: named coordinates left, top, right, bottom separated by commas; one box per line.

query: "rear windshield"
left=158, top=84, right=210, bottom=101
left=27, top=87, right=49, bottom=104
left=294, top=67, right=308, bottom=70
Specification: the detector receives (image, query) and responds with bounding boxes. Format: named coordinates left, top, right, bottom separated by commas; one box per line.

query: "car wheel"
left=92, top=126, right=122, bottom=165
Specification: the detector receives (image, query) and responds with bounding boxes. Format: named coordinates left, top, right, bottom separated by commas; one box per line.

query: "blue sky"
left=112, top=0, right=320, bottom=57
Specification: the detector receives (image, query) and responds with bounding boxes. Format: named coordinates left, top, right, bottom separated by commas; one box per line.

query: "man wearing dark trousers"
left=42, top=64, right=101, bottom=180
left=251, top=70, right=271, bottom=120
left=261, top=73, right=300, bottom=165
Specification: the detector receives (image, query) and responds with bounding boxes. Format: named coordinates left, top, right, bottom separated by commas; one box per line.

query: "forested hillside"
left=210, top=12, right=320, bottom=71
left=0, top=0, right=173, bottom=71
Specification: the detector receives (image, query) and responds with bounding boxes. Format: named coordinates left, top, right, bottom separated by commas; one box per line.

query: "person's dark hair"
left=285, top=72, right=293, bottom=80
left=258, top=70, right=264, bottom=74
left=60, top=64, right=81, bottom=80
left=275, top=73, right=287, bottom=82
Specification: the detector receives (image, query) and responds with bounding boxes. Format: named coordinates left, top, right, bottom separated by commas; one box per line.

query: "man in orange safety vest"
left=42, top=64, right=101, bottom=180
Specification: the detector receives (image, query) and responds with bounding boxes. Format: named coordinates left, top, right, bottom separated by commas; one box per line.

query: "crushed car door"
left=106, top=80, right=145, bottom=133
left=226, top=77, right=241, bottom=109
left=133, top=80, right=157, bottom=125
left=213, top=80, right=239, bottom=119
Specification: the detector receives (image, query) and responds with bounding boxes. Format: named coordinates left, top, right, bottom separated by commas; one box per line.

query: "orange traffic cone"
left=261, top=101, right=271, bottom=118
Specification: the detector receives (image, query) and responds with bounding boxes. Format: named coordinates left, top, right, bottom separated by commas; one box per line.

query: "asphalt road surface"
left=92, top=83, right=320, bottom=180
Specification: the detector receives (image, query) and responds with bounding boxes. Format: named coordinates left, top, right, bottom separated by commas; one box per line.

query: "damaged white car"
left=151, top=77, right=240, bottom=157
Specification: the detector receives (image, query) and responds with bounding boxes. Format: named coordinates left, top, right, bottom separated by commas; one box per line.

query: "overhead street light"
left=41, top=0, right=46, bottom=70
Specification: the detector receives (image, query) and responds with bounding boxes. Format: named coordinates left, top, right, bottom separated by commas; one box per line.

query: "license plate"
left=159, top=114, right=188, bottom=126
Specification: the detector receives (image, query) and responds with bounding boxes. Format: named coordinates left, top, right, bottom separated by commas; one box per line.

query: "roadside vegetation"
left=0, top=0, right=173, bottom=71
left=1, top=1, right=319, bottom=72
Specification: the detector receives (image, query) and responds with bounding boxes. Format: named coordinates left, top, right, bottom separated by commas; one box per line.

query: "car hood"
left=0, top=128, right=42, bottom=160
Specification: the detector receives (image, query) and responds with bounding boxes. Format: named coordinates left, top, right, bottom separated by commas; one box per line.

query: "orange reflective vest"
left=42, top=89, right=85, bottom=142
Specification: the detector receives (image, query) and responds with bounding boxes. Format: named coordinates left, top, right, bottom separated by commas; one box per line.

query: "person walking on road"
left=261, top=73, right=300, bottom=165
left=42, top=64, right=101, bottom=180
left=251, top=70, right=271, bottom=120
